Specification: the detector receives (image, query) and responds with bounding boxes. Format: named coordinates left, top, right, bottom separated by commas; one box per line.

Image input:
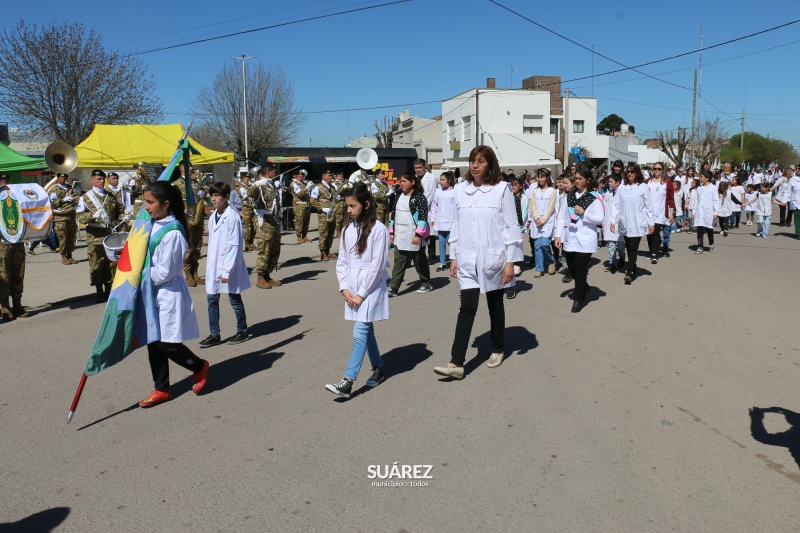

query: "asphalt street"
left=1, top=216, right=799, bottom=532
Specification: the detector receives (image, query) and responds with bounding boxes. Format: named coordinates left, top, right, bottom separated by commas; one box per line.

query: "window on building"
left=447, top=120, right=455, bottom=141
left=550, top=119, right=560, bottom=142
left=462, top=116, right=472, bottom=141
left=573, top=120, right=585, bottom=133
left=523, top=114, right=543, bottom=134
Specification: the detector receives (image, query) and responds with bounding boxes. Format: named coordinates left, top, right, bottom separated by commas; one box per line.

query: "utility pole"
left=741, top=79, right=746, bottom=154
left=563, top=88, right=570, bottom=170
left=475, top=88, right=480, bottom=147
left=690, top=69, right=697, bottom=170
left=232, top=54, right=255, bottom=167
left=591, top=43, right=595, bottom=96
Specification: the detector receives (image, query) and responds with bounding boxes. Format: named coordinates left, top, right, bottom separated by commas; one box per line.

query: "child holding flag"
left=138, top=181, right=209, bottom=408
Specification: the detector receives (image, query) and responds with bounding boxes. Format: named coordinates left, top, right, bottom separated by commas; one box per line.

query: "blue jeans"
left=437, top=230, right=451, bottom=264
left=757, top=215, right=771, bottom=237
left=345, top=321, right=382, bottom=381
left=608, top=239, right=626, bottom=266
left=662, top=222, right=675, bottom=248
left=533, top=236, right=553, bottom=272
left=207, top=292, right=248, bottom=336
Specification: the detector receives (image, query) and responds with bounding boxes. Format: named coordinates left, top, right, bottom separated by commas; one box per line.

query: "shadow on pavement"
left=0, top=506, right=70, bottom=533
left=340, top=342, right=435, bottom=401
left=445, top=326, right=538, bottom=378
left=750, top=406, right=800, bottom=471
left=77, top=404, right=139, bottom=432
left=248, top=314, right=302, bottom=338
left=278, top=269, right=326, bottom=284
left=558, top=286, right=607, bottom=306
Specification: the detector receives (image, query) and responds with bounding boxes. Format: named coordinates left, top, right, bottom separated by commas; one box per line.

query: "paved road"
left=1, top=217, right=799, bottom=532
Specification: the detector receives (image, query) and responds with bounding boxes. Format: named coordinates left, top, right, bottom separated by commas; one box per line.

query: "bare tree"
left=655, top=127, right=689, bottom=168
left=693, top=117, right=727, bottom=165
left=0, top=20, right=164, bottom=146
left=373, top=115, right=396, bottom=148
left=191, top=62, right=304, bottom=160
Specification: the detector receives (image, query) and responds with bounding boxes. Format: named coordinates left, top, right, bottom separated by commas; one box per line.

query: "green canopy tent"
left=0, top=143, right=48, bottom=183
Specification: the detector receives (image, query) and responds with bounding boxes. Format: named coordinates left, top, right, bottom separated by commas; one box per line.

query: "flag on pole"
left=82, top=144, right=187, bottom=375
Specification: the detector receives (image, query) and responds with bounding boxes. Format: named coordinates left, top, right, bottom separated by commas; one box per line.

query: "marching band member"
left=291, top=169, right=312, bottom=243
left=237, top=173, right=258, bottom=251
left=49, top=172, right=79, bottom=265
left=310, top=170, right=337, bottom=261
left=0, top=173, right=29, bottom=319
left=76, top=169, right=126, bottom=302
left=249, top=165, right=282, bottom=289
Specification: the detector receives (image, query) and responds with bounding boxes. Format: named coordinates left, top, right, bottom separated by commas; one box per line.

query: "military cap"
left=107, top=172, right=119, bottom=178
left=91, top=169, right=106, bottom=178
left=56, top=172, right=69, bottom=179
left=0, top=173, right=9, bottom=183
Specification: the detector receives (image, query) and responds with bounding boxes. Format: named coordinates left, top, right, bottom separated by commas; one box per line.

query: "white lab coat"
left=789, top=176, right=800, bottom=210
left=718, top=190, right=733, bottom=218
left=555, top=192, right=605, bottom=253
left=610, top=183, right=654, bottom=238
left=693, top=183, right=719, bottom=229
left=205, top=207, right=251, bottom=295
left=430, top=187, right=456, bottom=231
left=336, top=220, right=390, bottom=322
left=602, top=190, right=623, bottom=241
left=449, top=181, right=524, bottom=293
left=150, top=216, right=200, bottom=343
left=421, top=172, right=438, bottom=237
left=647, top=180, right=669, bottom=225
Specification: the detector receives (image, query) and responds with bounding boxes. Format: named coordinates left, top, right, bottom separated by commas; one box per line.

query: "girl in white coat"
left=433, top=146, right=524, bottom=379
left=554, top=169, right=605, bottom=312
left=138, top=181, right=208, bottom=408
left=602, top=173, right=626, bottom=272
left=693, top=170, right=720, bottom=254
left=199, top=182, right=251, bottom=348
left=609, top=164, right=655, bottom=285
left=326, top=183, right=390, bottom=398
left=430, top=171, right=456, bottom=272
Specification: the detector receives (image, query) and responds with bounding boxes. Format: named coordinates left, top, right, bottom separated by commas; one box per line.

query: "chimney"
left=486, top=78, right=496, bottom=89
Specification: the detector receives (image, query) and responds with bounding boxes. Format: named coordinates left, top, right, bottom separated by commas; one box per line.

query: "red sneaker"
left=139, top=389, right=171, bottom=408
left=192, top=360, right=209, bottom=394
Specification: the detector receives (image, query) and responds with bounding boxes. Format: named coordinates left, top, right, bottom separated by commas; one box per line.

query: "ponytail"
left=144, top=181, right=188, bottom=231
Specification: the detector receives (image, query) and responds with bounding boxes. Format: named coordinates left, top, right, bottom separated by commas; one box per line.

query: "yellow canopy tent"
left=74, top=124, right=235, bottom=167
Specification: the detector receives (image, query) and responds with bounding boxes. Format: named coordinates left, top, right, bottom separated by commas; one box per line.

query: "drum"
left=0, top=184, right=54, bottom=244
left=102, top=232, right=128, bottom=262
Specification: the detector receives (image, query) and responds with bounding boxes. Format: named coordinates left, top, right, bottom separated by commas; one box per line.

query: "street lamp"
left=232, top=54, right=255, bottom=169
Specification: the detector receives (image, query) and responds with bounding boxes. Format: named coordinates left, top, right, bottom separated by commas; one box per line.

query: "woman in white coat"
left=610, top=164, right=654, bottom=285
left=433, top=146, right=524, bottom=379
left=138, top=181, right=208, bottom=408
left=554, top=169, right=605, bottom=312
left=325, top=183, right=390, bottom=398
left=199, top=182, right=251, bottom=348
left=693, top=170, right=720, bottom=254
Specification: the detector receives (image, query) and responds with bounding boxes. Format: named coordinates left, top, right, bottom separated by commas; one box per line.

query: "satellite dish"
left=356, top=148, right=378, bottom=170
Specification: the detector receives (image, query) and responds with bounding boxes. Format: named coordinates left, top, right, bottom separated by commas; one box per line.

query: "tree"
left=655, top=127, right=689, bottom=168
left=191, top=61, right=304, bottom=161
left=0, top=20, right=164, bottom=145
left=374, top=115, right=396, bottom=148
left=721, top=132, right=800, bottom=168
left=597, top=113, right=635, bottom=134
left=693, top=117, right=727, bottom=165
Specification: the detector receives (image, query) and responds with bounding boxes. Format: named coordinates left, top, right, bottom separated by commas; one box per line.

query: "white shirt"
left=603, top=190, right=623, bottom=241
left=718, top=189, right=733, bottom=218
left=610, top=183, right=654, bottom=238
left=150, top=216, right=200, bottom=343
left=756, top=191, right=773, bottom=216
left=730, top=185, right=745, bottom=212
left=693, top=183, right=720, bottom=229
left=206, top=206, right=251, bottom=295
left=789, top=176, right=800, bottom=210
left=336, top=220, right=390, bottom=322
left=555, top=191, right=605, bottom=253
left=648, top=180, right=669, bottom=225
left=449, top=181, right=523, bottom=293
left=430, top=187, right=456, bottom=231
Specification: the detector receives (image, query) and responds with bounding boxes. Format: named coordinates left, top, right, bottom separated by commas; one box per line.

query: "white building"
left=628, top=144, right=671, bottom=166
left=441, top=87, right=561, bottom=171
left=349, top=136, right=377, bottom=149
left=565, top=96, right=638, bottom=165
left=391, top=110, right=442, bottom=165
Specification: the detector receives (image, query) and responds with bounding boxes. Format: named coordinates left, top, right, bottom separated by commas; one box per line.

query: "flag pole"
left=67, top=373, right=88, bottom=424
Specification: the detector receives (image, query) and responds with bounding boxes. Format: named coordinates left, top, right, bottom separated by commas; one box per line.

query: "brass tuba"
left=44, top=142, right=80, bottom=215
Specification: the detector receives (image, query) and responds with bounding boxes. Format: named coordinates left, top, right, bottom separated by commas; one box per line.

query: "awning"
left=74, top=124, right=235, bottom=167
left=267, top=155, right=359, bottom=163
left=0, top=142, right=47, bottom=172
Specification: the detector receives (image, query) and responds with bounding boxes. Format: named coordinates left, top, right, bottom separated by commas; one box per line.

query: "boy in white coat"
left=199, top=182, right=251, bottom=347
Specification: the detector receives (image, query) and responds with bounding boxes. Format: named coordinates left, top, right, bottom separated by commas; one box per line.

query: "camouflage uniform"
left=76, top=188, right=123, bottom=300
left=238, top=180, right=258, bottom=250
left=310, top=180, right=337, bottom=260
left=50, top=183, right=79, bottom=264
left=248, top=181, right=281, bottom=288
left=290, top=178, right=312, bottom=241
left=175, top=177, right=208, bottom=285
left=0, top=242, right=27, bottom=319
left=105, top=184, right=129, bottom=232
left=332, top=178, right=351, bottom=237
left=129, top=170, right=150, bottom=217
left=371, top=178, right=392, bottom=226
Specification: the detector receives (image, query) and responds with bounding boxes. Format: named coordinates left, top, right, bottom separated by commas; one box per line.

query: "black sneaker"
left=505, top=287, right=516, bottom=299
left=617, top=260, right=625, bottom=270
left=366, top=367, right=385, bottom=388
left=387, top=288, right=398, bottom=297
left=562, top=272, right=573, bottom=283
left=199, top=334, right=222, bottom=348
left=227, top=332, right=249, bottom=345
left=325, top=377, right=353, bottom=398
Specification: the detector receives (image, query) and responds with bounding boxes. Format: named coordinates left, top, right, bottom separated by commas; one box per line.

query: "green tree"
left=597, top=114, right=635, bottom=134
left=721, top=132, right=799, bottom=168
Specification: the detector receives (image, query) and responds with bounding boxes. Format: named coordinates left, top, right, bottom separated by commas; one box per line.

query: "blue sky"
left=4, top=0, right=800, bottom=151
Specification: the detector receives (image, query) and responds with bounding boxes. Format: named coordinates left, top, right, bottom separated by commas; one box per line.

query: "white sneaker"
left=433, top=364, right=464, bottom=379
left=487, top=353, right=504, bottom=368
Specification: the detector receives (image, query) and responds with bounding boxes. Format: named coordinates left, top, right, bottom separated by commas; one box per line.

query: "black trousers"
left=147, top=341, right=205, bottom=392
left=427, top=235, right=438, bottom=258
left=696, top=226, right=714, bottom=247
left=719, top=217, right=729, bottom=232
left=623, top=236, right=642, bottom=276
left=450, top=288, right=504, bottom=366
left=779, top=205, right=794, bottom=226
left=564, top=251, right=591, bottom=301
left=646, top=223, right=664, bottom=257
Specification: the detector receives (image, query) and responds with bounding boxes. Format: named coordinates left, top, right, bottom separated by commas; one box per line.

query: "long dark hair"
left=400, top=172, right=423, bottom=193
left=343, top=182, right=377, bottom=256
left=144, top=181, right=188, bottom=231
left=468, top=145, right=502, bottom=185
left=626, top=164, right=644, bottom=184
left=576, top=168, right=597, bottom=191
